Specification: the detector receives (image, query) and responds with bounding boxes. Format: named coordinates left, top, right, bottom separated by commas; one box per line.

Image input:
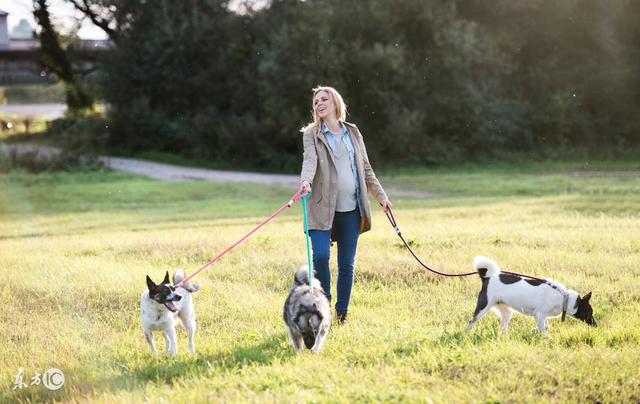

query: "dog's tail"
left=173, top=269, right=201, bottom=293
left=473, top=256, right=501, bottom=278
left=294, top=265, right=318, bottom=287
left=294, top=266, right=309, bottom=286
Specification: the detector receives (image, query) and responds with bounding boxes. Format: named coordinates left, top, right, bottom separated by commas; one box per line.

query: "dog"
left=283, top=266, right=331, bottom=354
left=467, top=256, right=596, bottom=333
left=141, top=270, right=200, bottom=355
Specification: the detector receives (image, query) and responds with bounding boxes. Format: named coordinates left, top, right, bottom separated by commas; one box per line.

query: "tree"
left=33, top=0, right=95, bottom=114
left=50, top=0, right=640, bottom=168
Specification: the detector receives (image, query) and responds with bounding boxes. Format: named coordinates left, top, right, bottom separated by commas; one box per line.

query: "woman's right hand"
left=298, top=180, right=311, bottom=196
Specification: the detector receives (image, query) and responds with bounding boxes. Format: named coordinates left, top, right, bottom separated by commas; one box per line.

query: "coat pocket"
left=312, top=182, right=323, bottom=204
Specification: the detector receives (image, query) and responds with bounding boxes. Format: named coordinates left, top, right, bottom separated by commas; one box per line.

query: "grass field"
left=1, top=162, right=639, bottom=402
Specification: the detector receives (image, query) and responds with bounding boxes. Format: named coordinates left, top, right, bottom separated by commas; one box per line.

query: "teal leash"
left=301, top=193, right=313, bottom=287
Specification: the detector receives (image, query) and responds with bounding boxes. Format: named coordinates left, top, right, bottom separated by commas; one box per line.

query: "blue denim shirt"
left=322, top=122, right=363, bottom=214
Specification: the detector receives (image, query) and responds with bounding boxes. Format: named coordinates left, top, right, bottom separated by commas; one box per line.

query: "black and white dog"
left=141, top=270, right=200, bottom=355
left=467, top=256, right=596, bottom=333
left=283, top=266, right=331, bottom=354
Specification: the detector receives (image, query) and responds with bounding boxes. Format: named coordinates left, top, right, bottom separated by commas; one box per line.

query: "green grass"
left=1, top=165, right=639, bottom=402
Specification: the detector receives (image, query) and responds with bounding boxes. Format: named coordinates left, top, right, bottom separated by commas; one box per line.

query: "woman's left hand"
left=381, top=200, right=393, bottom=213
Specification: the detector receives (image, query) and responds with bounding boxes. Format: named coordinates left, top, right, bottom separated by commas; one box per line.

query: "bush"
left=0, top=114, right=108, bottom=173
left=44, top=114, right=110, bottom=154
left=0, top=144, right=103, bottom=173
left=91, top=0, right=640, bottom=170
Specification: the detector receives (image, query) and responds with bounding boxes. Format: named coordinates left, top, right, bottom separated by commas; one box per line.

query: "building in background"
left=0, top=9, right=10, bottom=48
left=0, top=8, right=110, bottom=85
left=11, top=18, right=34, bottom=40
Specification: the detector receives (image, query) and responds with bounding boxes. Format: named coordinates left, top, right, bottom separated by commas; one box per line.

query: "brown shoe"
left=336, top=311, right=348, bottom=324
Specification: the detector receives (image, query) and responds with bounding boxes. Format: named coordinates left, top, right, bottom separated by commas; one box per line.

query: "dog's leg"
left=311, top=320, right=331, bottom=354
left=493, top=304, right=513, bottom=334
left=164, top=328, right=178, bottom=355
left=178, top=299, right=196, bottom=353
left=162, top=331, right=171, bottom=354
left=186, top=320, right=196, bottom=353
left=143, top=329, right=157, bottom=355
left=286, top=326, right=304, bottom=353
left=535, top=313, right=548, bottom=333
left=467, top=303, right=494, bottom=331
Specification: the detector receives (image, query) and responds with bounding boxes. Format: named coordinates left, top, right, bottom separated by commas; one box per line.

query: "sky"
left=0, top=0, right=107, bottom=40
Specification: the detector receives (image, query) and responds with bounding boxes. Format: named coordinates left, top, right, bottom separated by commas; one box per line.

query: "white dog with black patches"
left=467, top=256, right=596, bottom=333
left=140, top=270, right=200, bottom=355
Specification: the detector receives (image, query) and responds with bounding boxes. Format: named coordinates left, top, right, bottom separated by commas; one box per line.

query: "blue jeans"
left=309, top=207, right=360, bottom=313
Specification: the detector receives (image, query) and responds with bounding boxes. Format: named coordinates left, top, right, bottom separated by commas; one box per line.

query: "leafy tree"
left=62, top=0, right=640, bottom=169
left=33, top=0, right=95, bottom=114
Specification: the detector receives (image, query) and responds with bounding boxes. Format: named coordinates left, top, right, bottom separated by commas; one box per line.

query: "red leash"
left=173, top=190, right=307, bottom=288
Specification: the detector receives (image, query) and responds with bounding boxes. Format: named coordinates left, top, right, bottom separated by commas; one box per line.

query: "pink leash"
left=173, top=190, right=307, bottom=288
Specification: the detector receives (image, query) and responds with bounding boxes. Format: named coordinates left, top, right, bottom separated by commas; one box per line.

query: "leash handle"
left=301, top=192, right=314, bottom=287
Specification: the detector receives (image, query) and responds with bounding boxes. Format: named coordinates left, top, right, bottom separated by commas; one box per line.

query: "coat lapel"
left=345, top=125, right=365, bottom=179
left=315, top=126, right=336, bottom=167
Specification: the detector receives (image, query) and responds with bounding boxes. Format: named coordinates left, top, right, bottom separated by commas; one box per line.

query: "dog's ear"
left=162, top=271, right=170, bottom=284
left=146, top=275, right=156, bottom=291
left=583, top=291, right=592, bottom=302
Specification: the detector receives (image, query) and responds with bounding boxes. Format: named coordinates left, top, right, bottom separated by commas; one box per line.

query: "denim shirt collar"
left=322, top=121, right=348, bottom=137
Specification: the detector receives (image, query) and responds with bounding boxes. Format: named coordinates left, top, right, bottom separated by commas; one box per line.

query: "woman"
left=298, top=86, right=392, bottom=324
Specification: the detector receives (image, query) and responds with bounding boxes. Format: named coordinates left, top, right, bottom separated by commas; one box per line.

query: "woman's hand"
left=298, top=180, right=311, bottom=196
left=381, top=199, right=393, bottom=213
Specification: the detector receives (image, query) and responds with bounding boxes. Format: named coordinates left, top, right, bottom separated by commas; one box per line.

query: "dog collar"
left=542, top=279, right=569, bottom=321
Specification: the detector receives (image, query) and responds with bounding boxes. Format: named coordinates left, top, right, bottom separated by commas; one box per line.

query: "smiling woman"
left=297, top=85, right=392, bottom=324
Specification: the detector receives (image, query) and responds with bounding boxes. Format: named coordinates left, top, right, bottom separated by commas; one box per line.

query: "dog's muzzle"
left=163, top=294, right=182, bottom=312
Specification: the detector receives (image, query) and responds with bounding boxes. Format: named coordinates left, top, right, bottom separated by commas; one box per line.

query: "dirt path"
left=100, top=155, right=301, bottom=186
left=3, top=143, right=437, bottom=198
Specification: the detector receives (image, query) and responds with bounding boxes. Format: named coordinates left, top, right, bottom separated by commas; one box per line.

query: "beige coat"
left=300, top=121, right=388, bottom=234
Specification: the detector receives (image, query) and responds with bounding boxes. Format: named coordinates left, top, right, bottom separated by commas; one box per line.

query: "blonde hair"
left=309, top=86, right=348, bottom=127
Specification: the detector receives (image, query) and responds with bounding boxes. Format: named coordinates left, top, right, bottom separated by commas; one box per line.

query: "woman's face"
left=314, top=90, right=335, bottom=120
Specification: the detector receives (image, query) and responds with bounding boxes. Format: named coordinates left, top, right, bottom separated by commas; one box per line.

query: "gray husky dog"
left=283, top=266, right=331, bottom=354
